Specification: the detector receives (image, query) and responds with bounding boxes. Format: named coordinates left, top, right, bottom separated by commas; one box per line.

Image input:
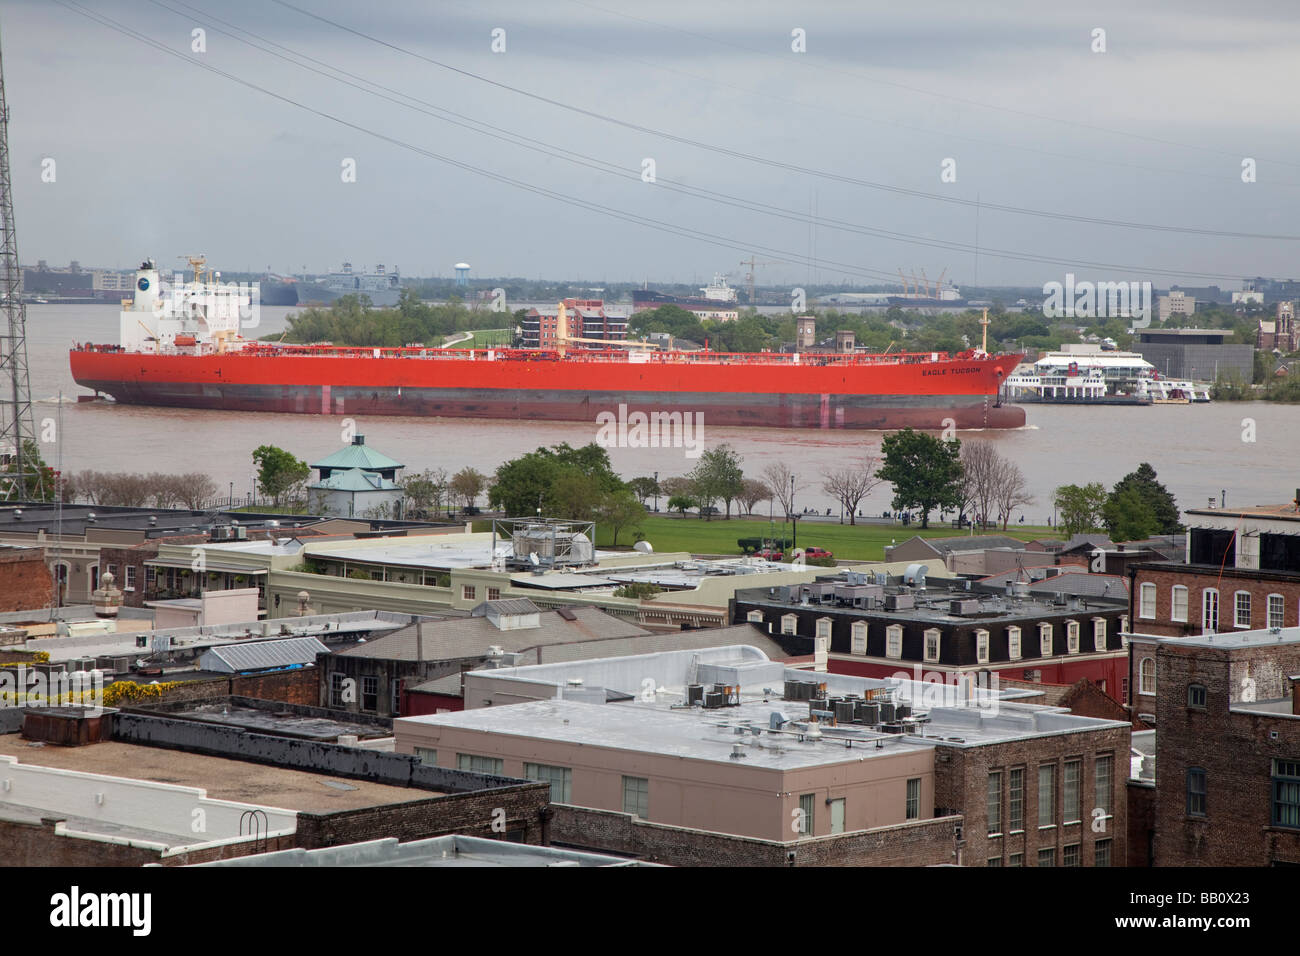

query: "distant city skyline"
left=7, top=0, right=1300, bottom=288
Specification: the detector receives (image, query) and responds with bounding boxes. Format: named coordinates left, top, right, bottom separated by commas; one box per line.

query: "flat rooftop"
left=192, top=834, right=650, bottom=867
left=0, top=737, right=436, bottom=811
left=1155, top=625, right=1300, bottom=650
left=1185, top=503, right=1300, bottom=521
left=148, top=701, right=390, bottom=741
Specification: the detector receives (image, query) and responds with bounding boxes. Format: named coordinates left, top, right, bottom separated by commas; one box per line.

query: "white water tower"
left=454, top=262, right=470, bottom=287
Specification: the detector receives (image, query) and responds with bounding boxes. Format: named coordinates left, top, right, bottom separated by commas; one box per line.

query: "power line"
left=145, top=0, right=1261, bottom=281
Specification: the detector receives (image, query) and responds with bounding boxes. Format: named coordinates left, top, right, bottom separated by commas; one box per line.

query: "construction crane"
left=739, top=257, right=780, bottom=305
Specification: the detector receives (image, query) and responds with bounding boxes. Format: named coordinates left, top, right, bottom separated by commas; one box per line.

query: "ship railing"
left=231, top=343, right=958, bottom=365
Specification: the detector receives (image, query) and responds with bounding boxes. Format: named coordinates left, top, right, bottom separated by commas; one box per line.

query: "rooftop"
left=310, top=436, right=403, bottom=473
left=1184, top=502, right=1300, bottom=522
left=190, top=834, right=651, bottom=867
left=1148, top=624, right=1300, bottom=650
left=308, top=467, right=400, bottom=493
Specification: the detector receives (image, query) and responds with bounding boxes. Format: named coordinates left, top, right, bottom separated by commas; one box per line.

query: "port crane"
left=739, top=257, right=780, bottom=305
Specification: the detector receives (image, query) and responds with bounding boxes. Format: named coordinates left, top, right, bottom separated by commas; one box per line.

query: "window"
left=1268, top=594, right=1286, bottom=629
left=924, top=629, right=941, bottom=663
left=124, top=565, right=137, bottom=590
left=1272, top=759, right=1300, bottom=829
left=798, top=793, right=815, bottom=835
left=524, top=763, right=572, bottom=803
left=1092, top=617, right=1107, bottom=652
left=487, top=587, right=501, bottom=601
left=987, top=857, right=1002, bottom=867
left=975, top=629, right=990, bottom=664
left=1039, top=623, right=1053, bottom=657
left=1095, top=839, right=1112, bottom=867
left=987, top=771, right=1002, bottom=835
left=829, top=798, right=846, bottom=835
left=816, top=618, right=832, bottom=640
left=1064, top=759, right=1081, bottom=823
left=1139, top=658, right=1156, bottom=695
left=850, top=621, right=867, bottom=655
left=906, top=778, right=921, bottom=820
left=1038, top=764, right=1055, bottom=827
left=145, top=566, right=156, bottom=587
left=1121, top=614, right=1129, bottom=636
left=1009, top=768, right=1024, bottom=832
left=1037, top=848, right=1056, bottom=867
left=414, top=747, right=437, bottom=766
left=1172, top=585, right=1188, bottom=623
left=1235, top=591, right=1252, bottom=628
left=1007, top=626, right=1022, bottom=661
left=1139, top=582, right=1156, bottom=619
left=781, top=614, right=798, bottom=635
left=1095, top=755, right=1113, bottom=818
left=746, top=610, right=764, bottom=624
left=361, top=676, right=379, bottom=712
left=1202, top=588, right=1219, bottom=633
left=106, top=563, right=118, bottom=581
left=1066, top=620, right=1080, bottom=654
left=623, top=776, right=650, bottom=818
left=1121, top=677, right=1129, bottom=701
left=458, top=754, right=505, bottom=775
left=1188, top=683, right=1207, bottom=709
left=1008, top=852, right=1023, bottom=867
left=1063, top=843, right=1081, bottom=867
left=886, top=625, right=903, bottom=660
left=1186, top=767, right=1207, bottom=817
left=329, top=672, right=347, bottom=708
left=391, top=679, right=402, bottom=716
left=462, top=585, right=476, bottom=601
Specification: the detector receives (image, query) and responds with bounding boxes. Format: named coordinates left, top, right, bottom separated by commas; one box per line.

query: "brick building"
left=1128, top=499, right=1300, bottom=645
left=731, top=570, right=1130, bottom=699
left=520, top=299, right=628, bottom=349
left=398, top=644, right=1130, bottom=866
left=1127, top=628, right=1300, bottom=866
left=0, top=545, right=54, bottom=612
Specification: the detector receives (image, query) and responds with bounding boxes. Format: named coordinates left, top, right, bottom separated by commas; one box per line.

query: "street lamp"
left=790, top=474, right=798, bottom=551
left=653, top=470, right=659, bottom=513
left=229, top=481, right=233, bottom=508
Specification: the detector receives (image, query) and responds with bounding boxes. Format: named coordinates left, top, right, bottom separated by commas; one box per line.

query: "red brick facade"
left=1130, top=563, right=1300, bottom=638
left=0, top=548, right=53, bottom=612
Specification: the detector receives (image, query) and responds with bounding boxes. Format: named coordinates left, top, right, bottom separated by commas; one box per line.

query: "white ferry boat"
left=1006, top=347, right=1211, bottom=405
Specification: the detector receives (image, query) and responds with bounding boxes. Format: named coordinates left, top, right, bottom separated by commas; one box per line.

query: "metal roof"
left=471, top=598, right=541, bottom=617
left=310, top=442, right=403, bottom=472
left=198, top=636, right=329, bottom=674
left=308, top=467, right=400, bottom=492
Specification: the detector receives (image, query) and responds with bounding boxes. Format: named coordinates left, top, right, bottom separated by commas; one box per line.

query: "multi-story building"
left=1126, top=626, right=1300, bottom=866
left=1155, top=290, right=1196, bottom=323
left=1133, top=328, right=1253, bottom=382
left=396, top=644, right=1129, bottom=866
left=520, top=299, right=628, bottom=349
left=1128, top=499, right=1300, bottom=644
left=731, top=570, right=1130, bottom=697
left=1258, top=301, right=1300, bottom=353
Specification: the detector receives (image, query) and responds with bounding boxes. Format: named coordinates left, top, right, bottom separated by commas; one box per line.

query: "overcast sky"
left=6, top=0, right=1300, bottom=289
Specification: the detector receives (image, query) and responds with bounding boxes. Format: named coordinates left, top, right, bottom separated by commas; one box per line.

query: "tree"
left=993, top=459, right=1034, bottom=530
left=1052, top=482, right=1109, bottom=537
left=659, top=476, right=695, bottom=500
left=667, top=494, right=697, bottom=516
left=689, top=444, right=744, bottom=519
left=449, top=466, right=487, bottom=510
left=489, top=442, right=622, bottom=517
left=252, top=445, right=311, bottom=507
left=401, top=467, right=448, bottom=518
left=821, top=456, right=882, bottom=524
left=737, top=478, right=772, bottom=516
left=2, top=440, right=58, bottom=502
left=877, top=429, right=964, bottom=529
left=628, top=476, right=660, bottom=505
left=597, top=487, right=645, bottom=546
left=547, top=470, right=605, bottom=520
left=1102, top=485, right=1159, bottom=542
left=177, top=473, right=219, bottom=510
left=1109, top=463, right=1180, bottom=534
left=961, top=441, right=1001, bottom=528
left=760, top=461, right=803, bottom=519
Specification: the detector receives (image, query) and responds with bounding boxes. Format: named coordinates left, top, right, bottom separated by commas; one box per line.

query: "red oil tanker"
left=69, top=260, right=1025, bottom=430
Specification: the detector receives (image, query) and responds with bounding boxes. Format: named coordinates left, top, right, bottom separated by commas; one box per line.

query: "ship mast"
left=0, top=19, right=46, bottom=502
left=980, top=307, right=990, bottom=354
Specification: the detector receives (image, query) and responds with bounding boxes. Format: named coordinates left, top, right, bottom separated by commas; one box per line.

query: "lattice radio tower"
left=0, top=21, right=45, bottom=502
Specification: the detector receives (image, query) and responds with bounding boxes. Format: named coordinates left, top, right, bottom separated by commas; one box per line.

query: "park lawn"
left=597, top=515, right=1058, bottom=562
left=443, top=328, right=511, bottom=347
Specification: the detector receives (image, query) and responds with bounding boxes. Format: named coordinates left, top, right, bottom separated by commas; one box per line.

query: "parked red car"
left=803, top=547, right=834, bottom=560
left=755, top=548, right=784, bottom=561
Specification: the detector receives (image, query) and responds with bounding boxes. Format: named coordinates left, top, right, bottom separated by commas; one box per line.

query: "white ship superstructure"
left=322, top=262, right=402, bottom=306
left=117, top=256, right=250, bottom=355
left=1006, top=347, right=1210, bottom=404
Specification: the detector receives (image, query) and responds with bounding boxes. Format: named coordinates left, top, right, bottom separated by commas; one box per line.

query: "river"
left=24, top=304, right=1300, bottom=522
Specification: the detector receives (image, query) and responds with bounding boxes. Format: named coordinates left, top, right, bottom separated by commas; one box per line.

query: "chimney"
left=353, top=435, right=364, bottom=445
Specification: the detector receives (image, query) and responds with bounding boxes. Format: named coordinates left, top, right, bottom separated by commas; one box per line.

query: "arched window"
left=1139, top=657, right=1156, bottom=696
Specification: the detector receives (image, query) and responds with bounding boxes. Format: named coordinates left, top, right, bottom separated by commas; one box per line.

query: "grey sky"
left=6, top=0, right=1299, bottom=289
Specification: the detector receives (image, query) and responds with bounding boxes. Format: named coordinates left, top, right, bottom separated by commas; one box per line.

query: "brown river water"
left=25, top=304, right=1300, bottom=521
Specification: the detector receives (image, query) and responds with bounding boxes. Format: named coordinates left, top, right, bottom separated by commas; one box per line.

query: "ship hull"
left=69, top=349, right=1025, bottom=430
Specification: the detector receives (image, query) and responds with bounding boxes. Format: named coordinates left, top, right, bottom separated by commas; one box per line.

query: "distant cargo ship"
left=318, top=262, right=402, bottom=307
left=69, top=258, right=1027, bottom=430
left=632, top=274, right=740, bottom=319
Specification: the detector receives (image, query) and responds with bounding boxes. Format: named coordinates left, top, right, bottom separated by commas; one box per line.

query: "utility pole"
left=0, top=20, right=44, bottom=502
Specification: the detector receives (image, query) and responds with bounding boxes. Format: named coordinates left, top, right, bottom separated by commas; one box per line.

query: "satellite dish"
left=633, top=540, right=654, bottom=553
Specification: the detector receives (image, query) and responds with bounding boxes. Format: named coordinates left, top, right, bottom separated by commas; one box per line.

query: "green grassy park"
left=594, top=515, right=1058, bottom=562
